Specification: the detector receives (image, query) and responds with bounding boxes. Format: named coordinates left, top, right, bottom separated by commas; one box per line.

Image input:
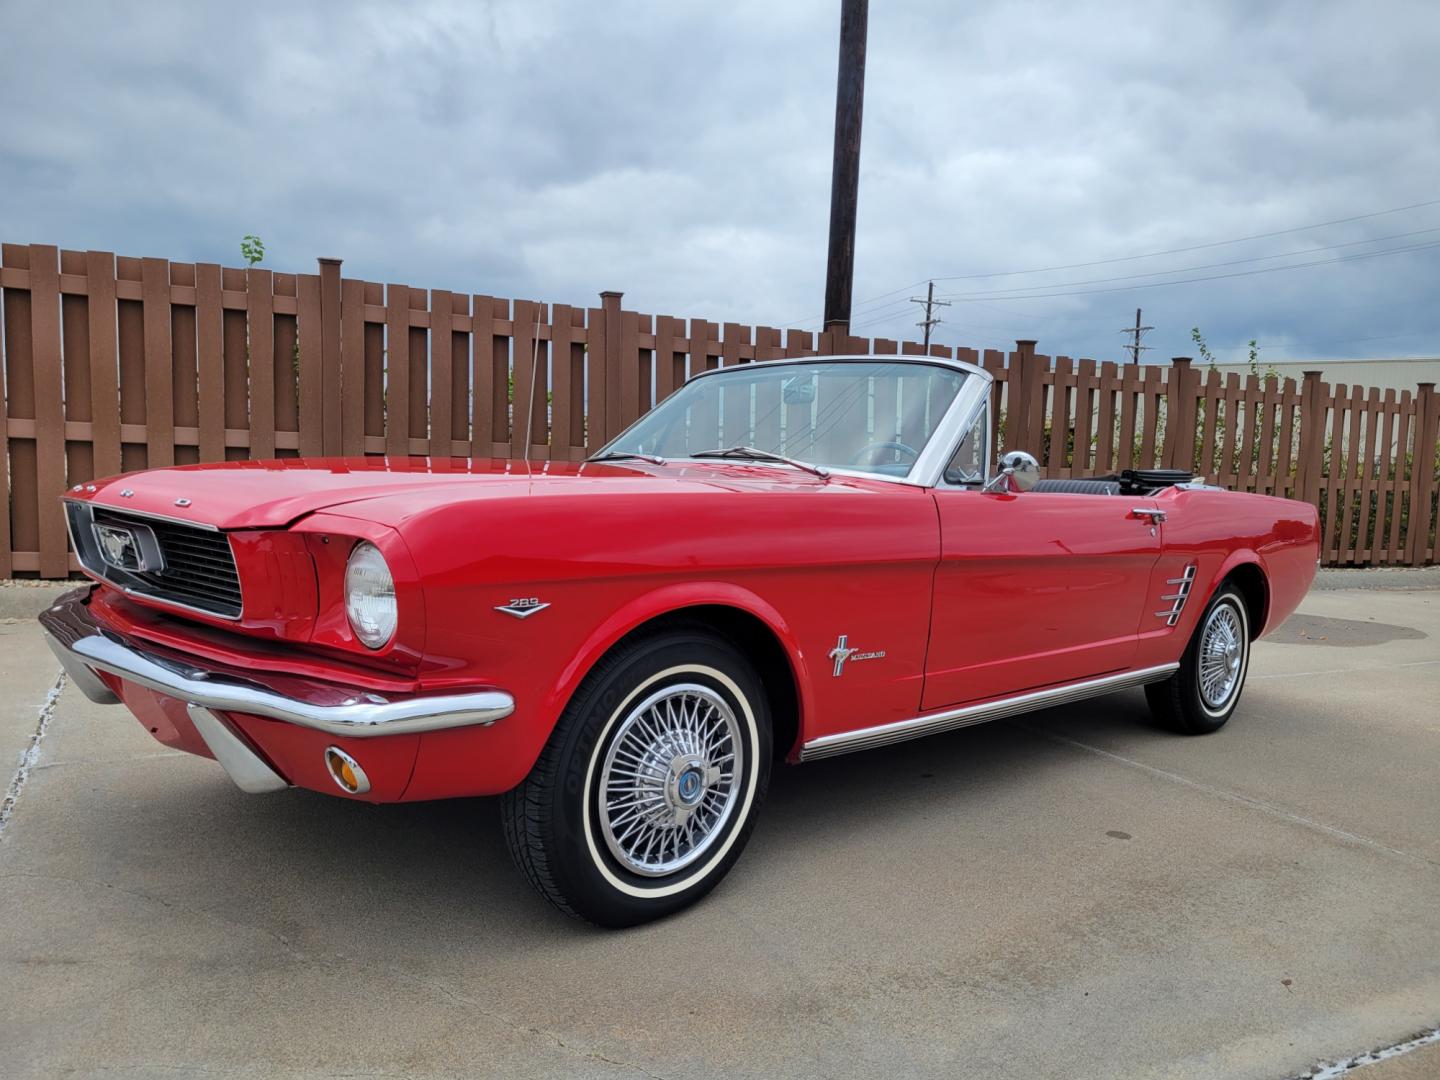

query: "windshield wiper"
left=586, top=450, right=668, bottom=465
left=690, top=445, right=830, bottom=479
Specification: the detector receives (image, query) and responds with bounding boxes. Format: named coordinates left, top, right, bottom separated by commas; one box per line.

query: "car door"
left=922, top=487, right=1163, bottom=710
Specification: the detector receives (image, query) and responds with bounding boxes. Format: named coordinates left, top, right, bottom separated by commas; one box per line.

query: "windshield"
left=598, top=360, right=971, bottom=478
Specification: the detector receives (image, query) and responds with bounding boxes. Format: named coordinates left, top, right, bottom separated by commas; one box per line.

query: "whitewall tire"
left=1146, top=583, right=1251, bottom=735
left=502, top=625, right=771, bottom=926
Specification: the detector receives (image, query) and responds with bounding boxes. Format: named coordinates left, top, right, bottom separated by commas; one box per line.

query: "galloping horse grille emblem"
left=91, top=522, right=163, bottom=573
left=98, top=526, right=138, bottom=569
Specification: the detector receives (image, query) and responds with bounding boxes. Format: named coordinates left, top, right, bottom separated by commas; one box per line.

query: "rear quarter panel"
left=1135, top=488, right=1319, bottom=669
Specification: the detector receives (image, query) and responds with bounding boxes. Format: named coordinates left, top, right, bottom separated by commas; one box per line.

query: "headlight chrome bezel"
left=344, top=540, right=398, bottom=650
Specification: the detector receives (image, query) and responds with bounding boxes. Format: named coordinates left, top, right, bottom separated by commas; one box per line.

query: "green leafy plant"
left=1192, top=326, right=1276, bottom=380
left=1191, top=326, right=1217, bottom=370
left=241, top=234, right=265, bottom=267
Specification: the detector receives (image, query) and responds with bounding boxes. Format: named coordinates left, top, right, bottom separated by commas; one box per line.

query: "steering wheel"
left=850, top=440, right=920, bottom=467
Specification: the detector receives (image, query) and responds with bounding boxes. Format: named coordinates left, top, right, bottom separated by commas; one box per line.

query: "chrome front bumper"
left=39, top=588, right=516, bottom=739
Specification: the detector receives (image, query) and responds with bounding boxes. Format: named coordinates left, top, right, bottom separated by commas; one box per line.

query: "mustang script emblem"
left=495, top=598, right=551, bottom=619
left=828, top=634, right=886, bottom=677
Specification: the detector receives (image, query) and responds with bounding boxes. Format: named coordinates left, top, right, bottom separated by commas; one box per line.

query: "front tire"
left=1145, top=584, right=1251, bottom=735
left=501, top=625, right=771, bottom=927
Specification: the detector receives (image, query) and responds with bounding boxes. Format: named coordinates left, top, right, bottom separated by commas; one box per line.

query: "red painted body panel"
left=336, top=465, right=941, bottom=796
left=66, top=456, right=1318, bottom=803
left=925, top=491, right=1161, bottom=708
left=75, top=456, right=517, bottom=531
left=113, top=681, right=211, bottom=759
left=226, top=713, right=420, bottom=803
left=1133, top=486, right=1319, bottom=668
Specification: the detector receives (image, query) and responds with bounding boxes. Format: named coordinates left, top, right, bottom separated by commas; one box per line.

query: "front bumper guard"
left=39, top=589, right=515, bottom=739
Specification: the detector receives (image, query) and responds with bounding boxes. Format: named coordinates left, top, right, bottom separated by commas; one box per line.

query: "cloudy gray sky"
left=3, top=0, right=1438, bottom=364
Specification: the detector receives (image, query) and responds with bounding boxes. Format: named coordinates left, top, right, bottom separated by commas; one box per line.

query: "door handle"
left=1129, top=507, right=1166, bottom=523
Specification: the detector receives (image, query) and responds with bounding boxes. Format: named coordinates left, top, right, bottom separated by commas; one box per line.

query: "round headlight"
left=344, top=541, right=397, bottom=649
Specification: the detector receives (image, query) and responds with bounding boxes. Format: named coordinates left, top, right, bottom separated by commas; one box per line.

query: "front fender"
left=537, top=580, right=815, bottom=754
left=401, top=579, right=816, bottom=800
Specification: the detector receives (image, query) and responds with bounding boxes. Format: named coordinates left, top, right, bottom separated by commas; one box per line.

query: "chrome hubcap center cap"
left=670, top=757, right=708, bottom=809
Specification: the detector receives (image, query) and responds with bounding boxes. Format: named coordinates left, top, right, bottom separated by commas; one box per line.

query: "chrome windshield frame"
left=596, top=355, right=995, bottom=489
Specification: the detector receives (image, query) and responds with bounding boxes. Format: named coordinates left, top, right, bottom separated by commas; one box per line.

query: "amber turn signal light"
left=324, top=746, right=371, bottom=795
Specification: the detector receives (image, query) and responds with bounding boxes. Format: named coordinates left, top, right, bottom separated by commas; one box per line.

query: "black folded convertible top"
left=1061, top=468, right=1200, bottom=496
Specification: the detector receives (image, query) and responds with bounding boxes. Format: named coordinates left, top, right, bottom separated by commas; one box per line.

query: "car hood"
left=73, top=456, right=877, bottom=530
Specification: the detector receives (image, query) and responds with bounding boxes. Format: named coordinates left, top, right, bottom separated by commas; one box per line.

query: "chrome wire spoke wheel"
left=1198, top=602, right=1245, bottom=710
left=598, top=683, right=742, bottom=877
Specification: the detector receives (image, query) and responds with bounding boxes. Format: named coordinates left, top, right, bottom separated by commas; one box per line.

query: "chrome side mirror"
left=982, top=450, right=1040, bottom=494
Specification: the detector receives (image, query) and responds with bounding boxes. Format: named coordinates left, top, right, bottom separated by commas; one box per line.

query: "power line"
left=1266, top=329, right=1436, bottom=354
left=776, top=195, right=1440, bottom=329
left=851, top=300, right=930, bottom=333
left=848, top=296, right=926, bottom=331
left=934, top=224, right=1440, bottom=301
left=930, top=237, right=1440, bottom=304
left=923, top=196, right=1440, bottom=284
left=846, top=291, right=1058, bottom=333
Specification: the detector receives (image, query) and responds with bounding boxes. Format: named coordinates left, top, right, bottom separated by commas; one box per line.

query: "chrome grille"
left=67, top=502, right=243, bottom=619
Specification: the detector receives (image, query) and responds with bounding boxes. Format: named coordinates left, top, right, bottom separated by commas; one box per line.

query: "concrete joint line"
left=0, top=671, right=67, bottom=840
left=1013, top=723, right=1438, bottom=869
left=1252, top=659, right=1440, bottom=681
left=1294, top=1023, right=1440, bottom=1078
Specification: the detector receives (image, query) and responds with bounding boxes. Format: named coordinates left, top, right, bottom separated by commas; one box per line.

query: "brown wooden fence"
left=2, top=241, right=1437, bottom=576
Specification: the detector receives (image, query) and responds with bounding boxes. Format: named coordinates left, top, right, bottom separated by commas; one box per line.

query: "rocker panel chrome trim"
left=799, top=663, right=1180, bottom=761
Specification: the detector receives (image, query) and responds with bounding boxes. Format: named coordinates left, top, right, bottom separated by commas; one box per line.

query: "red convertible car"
left=41, top=356, right=1318, bottom=925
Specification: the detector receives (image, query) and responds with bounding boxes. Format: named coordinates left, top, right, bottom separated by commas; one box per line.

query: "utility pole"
left=1120, top=307, right=1153, bottom=364
left=822, top=0, right=869, bottom=335
left=910, top=281, right=951, bottom=349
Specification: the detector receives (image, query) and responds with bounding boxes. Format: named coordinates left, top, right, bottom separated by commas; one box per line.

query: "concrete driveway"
left=1, top=580, right=1437, bottom=1080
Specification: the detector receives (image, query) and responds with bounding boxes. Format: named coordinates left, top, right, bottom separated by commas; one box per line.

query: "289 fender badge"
left=828, top=634, right=886, bottom=677
left=496, top=598, right=550, bottom=619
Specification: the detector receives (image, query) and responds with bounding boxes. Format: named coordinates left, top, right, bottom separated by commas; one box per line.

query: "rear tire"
left=501, top=625, right=771, bottom=927
left=1145, top=583, right=1251, bottom=735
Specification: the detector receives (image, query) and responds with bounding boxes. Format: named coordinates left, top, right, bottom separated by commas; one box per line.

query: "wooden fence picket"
left=1409, top=384, right=1439, bottom=564
left=1386, top=391, right=1413, bottom=565
left=59, top=250, right=93, bottom=489
left=1196, top=368, right=1222, bottom=482
left=297, top=272, right=324, bottom=457
left=1368, top=389, right=1396, bottom=564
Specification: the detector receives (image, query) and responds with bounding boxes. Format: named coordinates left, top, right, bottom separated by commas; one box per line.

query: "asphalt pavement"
left=1, top=578, right=1437, bottom=1080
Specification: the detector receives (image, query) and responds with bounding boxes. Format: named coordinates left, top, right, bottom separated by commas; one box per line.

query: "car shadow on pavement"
left=22, top=688, right=1175, bottom=961
left=56, top=688, right=1171, bottom=941
left=761, top=688, right=1163, bottom=839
